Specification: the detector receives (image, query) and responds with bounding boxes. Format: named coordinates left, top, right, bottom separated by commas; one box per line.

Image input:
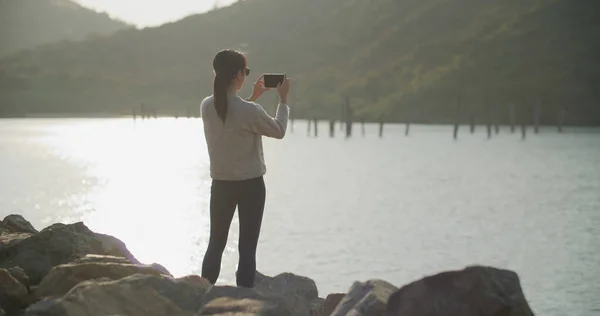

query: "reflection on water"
left=1, top=118, right=214, bottom=276
left=1, top=118, right=599, bottom=316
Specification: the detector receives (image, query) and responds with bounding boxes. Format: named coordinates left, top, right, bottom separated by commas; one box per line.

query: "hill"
left=0, top=0, right=130, bottom=56
left=0, top=0, right=599, bottom=125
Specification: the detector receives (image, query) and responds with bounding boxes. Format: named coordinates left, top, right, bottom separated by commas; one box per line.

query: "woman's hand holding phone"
left=277, top=76, right=290, bottom=104
left=248, top=75, right=270, bottom=102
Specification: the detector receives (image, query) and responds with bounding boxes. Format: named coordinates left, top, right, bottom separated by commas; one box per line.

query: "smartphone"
left=263, top=73, right=285, bottom=88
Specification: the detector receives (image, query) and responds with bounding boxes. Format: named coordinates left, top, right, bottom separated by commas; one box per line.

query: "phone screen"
left=263, top=73, right=285, bottom=88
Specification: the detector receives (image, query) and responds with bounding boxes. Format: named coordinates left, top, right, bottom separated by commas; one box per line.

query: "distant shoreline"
left=2, top=115, right=600, bottom=128
left=0, top=114, right=128, bottom=119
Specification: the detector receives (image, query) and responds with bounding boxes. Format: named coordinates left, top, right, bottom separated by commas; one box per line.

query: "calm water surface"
left=0, top=118, right=599, bottom=315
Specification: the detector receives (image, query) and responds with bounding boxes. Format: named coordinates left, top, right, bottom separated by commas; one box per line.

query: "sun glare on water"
left=38, top=118, right=217, bottom=277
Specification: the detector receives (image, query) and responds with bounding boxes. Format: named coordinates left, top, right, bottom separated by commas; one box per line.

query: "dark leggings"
left=201, top=176, right=265, bottom=287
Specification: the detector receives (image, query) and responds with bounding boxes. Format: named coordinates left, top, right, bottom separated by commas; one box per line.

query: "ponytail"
left=211, top=49, right=247, bottom=124
left=213, top=73, right=228, bottom=124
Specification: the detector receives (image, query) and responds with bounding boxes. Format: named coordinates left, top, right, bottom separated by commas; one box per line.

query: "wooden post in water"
left=493, top=104, right=499, bottom=134
left=521, top=107, right=527, bottom=140
left=404, top=103, right=411, bottom=136
left=313, top=118, right=318, bottom=137
left=186, top=106, right=190, bottom=119
left=329, top=120, right=335, bottom=138
left=533, top=103, right=541, bottom=134
left=307, top=119, right=312, bottom=136
left=453, top=76, right=463, bottom=140
left=132, top=108, right=137, bottom=121
left=509, top=104, right=516, bottom=133
left=486, top=103, right=492, bottom=139
left=379, top=117, right=384, bottom=138
left=453, top=52, right=465, bottom=140
left=340, top=98, right=346, bottom=131
left=469, top=114, right=475, bottom=134
left=453, top=123, right=459, bottom=140
left=346, top=117, right=353, bottom=138
left=361, top=119, right=365, bottom=136
left=345, top=98, right=353, bottom=138
left=557, top=106, right=564, bottom=133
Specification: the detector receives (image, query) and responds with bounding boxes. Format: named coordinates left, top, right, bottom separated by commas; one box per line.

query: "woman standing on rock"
left=200, top=49, right=291, bottom=287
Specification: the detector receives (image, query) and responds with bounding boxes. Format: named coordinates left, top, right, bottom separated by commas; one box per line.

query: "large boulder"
left=385, top=265, right=535, bottom=316
left=93, top=232, right=140, bottom=264
left=35, top=262, right=167, bottom=298
left=0, top=222, right=139, bottom=284
left=200, top=286, right=293, bottom=316
left=71, top=254, right=172, bottom=276
left=0, top=233, right=33, bottom=253
left=148, top=262, right=172, bottom=276
left=2, top=215, right=38, bottom=234
left=331, top=279, right=398, bottom=316
left=309, top=298, right=325, bottom=316
left=0, top=221, right=12, bottom=235
left=7, top=266, right=30, bottom=292
left=175, top=274, right=212, bottom=289
left=200, top=297, right=291, bottom=316
left=0, top=268, right=31, bottom=313
left=320, top=293, right=345, bottom=315
left=254, top=271, right=319, bottom=316
left=71, top=254, right=132, bottom=265
left=25, top=273, right=210, bottom=316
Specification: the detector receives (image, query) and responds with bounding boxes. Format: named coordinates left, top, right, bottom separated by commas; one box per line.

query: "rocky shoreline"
left=0, top=214, right=535, bottom=316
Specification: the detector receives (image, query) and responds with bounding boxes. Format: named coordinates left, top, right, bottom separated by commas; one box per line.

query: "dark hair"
left=213, top=49, right=247, bottom=124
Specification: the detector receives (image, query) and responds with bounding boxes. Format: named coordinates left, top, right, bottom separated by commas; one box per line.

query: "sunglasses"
left=244, top=68, right=250, bottom=76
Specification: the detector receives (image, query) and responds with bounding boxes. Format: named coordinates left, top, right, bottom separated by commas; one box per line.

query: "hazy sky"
left=73, top=0, right=237, bottom=27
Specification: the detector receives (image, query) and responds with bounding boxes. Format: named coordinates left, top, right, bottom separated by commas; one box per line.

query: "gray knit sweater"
left=200, top=93, right=289, bottom=181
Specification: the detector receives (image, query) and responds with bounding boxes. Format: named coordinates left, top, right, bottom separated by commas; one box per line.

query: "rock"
left=385, top=265, right=535, bottom=316
left=93, top=233, right=140, bottom=264
left=199, top=297, right=290, bottom=316
left=25, top=273, right=209, bottom=316
left=149, top=262, right=172, bottom=276
left=71, top=254, right=132, bottom=265
left=0, top=268, right=30, bottom=313
left=0, top=233, right=33, bottom=253
left=321, top=293, right=345, bottom=316
left=0, top=222, right=139, bottom=285
left=2, top=215, right=38, bottom=234
left=70, top=254, right=171, bottom=276
left=203, top=285, right=279, bottom=304
left=201, top=286, right=293, bottom=316
left=7, top=266, right=30, bottom=292
left=111, top=273, right=211, bottom=312
left=35, top=262, right=166, bottom=298
left=0, top=221, right=11, bottom=235
left=309, top=298, right=325, bottom=316
left=254, top=271, right=319, bottom=316
left=331, top=279, right=398, bottom=316
left=176, top=274, right=212, bottom=288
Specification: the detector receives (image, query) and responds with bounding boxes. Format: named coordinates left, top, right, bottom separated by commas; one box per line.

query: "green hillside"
left=0, top=0, right=130, bottom=56
left=0, top=0, right=598, bottom=125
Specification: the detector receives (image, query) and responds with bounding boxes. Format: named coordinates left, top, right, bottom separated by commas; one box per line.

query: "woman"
left=200, top=49, right=291, bottom=288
